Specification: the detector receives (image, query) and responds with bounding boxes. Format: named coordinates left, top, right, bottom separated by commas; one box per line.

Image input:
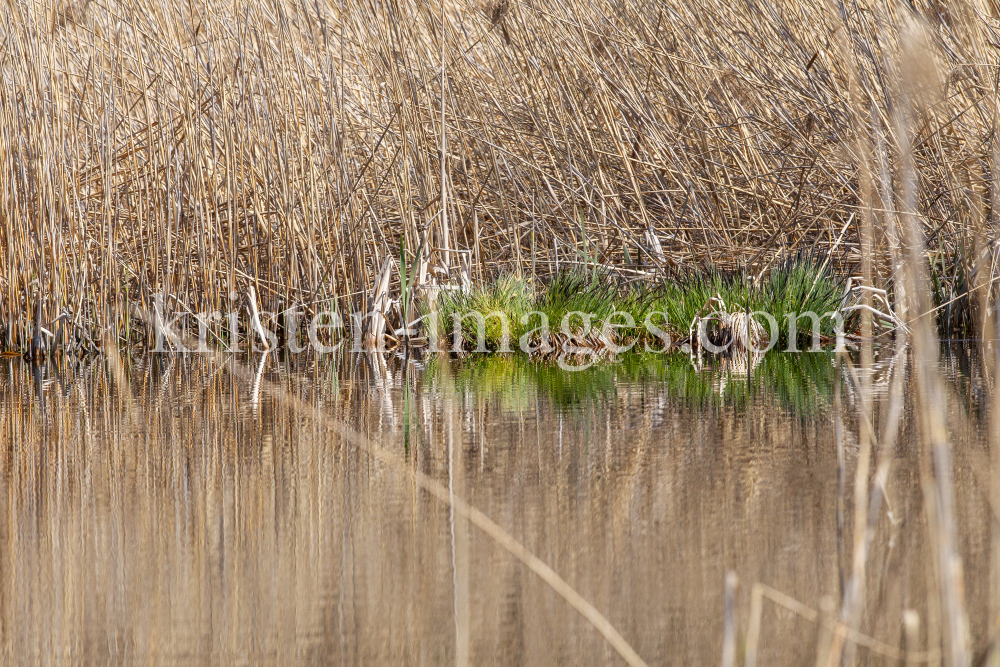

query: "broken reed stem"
left=745, top=583, right=941, bottom=666
left=248, top=287, right=271, bottom=352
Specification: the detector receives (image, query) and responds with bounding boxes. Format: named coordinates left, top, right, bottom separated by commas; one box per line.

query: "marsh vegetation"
left=4, top=0, right=1000, bottom=664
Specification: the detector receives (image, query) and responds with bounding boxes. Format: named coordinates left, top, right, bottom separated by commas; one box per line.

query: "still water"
left=1, top=348, right=995, bottom=665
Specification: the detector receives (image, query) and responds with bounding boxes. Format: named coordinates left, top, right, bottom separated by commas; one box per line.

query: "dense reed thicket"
left=1, top=0, right=997, bottom=349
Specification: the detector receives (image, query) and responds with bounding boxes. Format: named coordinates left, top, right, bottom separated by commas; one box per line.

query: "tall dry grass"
left=1, top=0, right=998, bottom=347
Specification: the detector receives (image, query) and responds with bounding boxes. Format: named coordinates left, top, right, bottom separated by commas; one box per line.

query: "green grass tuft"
left=432, top=274, right=533, bottom=351
left=649, top=254, right=843, bottom=349
left=430, top=255, right=845, bottom=355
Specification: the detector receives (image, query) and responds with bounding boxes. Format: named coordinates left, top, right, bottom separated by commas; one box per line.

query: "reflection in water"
left=0, top=348, right=994, bottom=664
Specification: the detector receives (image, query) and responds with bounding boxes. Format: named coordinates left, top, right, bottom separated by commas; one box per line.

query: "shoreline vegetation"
left=429, top=254, right=849, bottom=357
left=1, top=0, right=996, bottom=358
left=4, top=0, right=1000, bottom=660
left=14, top=254, right=870, bottom=362
left=0, top=250, right=967, bottom=361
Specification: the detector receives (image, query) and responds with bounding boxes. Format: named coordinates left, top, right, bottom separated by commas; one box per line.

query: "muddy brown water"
left=0, top=347, right=995, bottom=665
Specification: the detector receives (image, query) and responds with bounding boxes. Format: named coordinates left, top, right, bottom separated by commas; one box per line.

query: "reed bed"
left=5, top=3, right=1000, bottom=662
left=2, top=0, right=997, bottom=350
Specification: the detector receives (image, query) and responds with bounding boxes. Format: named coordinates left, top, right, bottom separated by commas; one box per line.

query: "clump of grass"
left=750, top=254, right=845, bottom=348
left=536, top=271, right=619, bottom=326
left=649, top=254, right=844, bottom=350
left=434, top=256, right=846, bottom=356
left=433, top=274, right=533, bottom=351
left=755, top=255, right=842, bottom=322
left=533, top=271, right=638, bottom=352
left=649, top=270, right=737, bottom=343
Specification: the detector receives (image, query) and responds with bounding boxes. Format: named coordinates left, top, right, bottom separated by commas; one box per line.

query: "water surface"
left=1, top=348, right=994, bottom=664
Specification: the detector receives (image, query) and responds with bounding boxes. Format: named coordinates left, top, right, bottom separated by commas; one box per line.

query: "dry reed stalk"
left=814, top=596, right=836, bottom=667
left=991, top=271, right=1000, bottom=663
left=363, top=257, right=393, bottom=350
left=897, top=20, right=970, bottom=667
left=720, top=571, right=737, bottom=667
left=247, top=286, right=271, bottom=352
left=745, top=582, right=941, bottom=666
left=984, top=55, right=1000, bottom=653
left=826, top=10, right=877, bottom=660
